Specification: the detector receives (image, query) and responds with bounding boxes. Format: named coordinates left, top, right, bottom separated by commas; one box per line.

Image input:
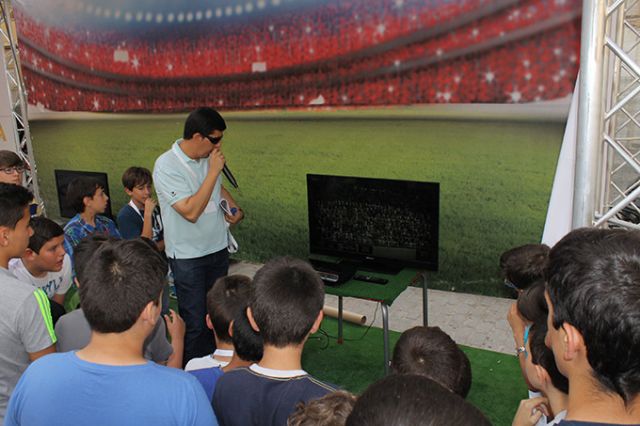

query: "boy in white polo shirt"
left=10, top=217, right=72, bottom=324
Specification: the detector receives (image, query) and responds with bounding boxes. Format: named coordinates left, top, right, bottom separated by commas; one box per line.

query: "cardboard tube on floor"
left=323, top=305, right=367, bottom=326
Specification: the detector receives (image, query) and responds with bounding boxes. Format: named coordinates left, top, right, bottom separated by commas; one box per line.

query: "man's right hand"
left=209, top=148, right=225, bottom=176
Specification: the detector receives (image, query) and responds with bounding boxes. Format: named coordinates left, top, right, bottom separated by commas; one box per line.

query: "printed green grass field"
left=30, top=115, right=563, bottom=297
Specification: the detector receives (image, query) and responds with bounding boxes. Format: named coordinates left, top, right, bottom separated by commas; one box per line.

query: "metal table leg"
left=422, top=272, right=428, bottom=326
left=382, top=303, right=390, bottom=374
left=338, top=296, right=344, bottom=344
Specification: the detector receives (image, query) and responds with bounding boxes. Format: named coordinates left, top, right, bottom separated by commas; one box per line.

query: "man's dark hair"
left=207, top=274, right=252, bottom=344
left=231, top=311, right=263, bottom=363
left=391, top=326, right=471, bottom=398
left=546, top=227, right=640, bottom=403
left=516, top=281, right=547, bottom=324
left=66, top=177, right=103, bottom=214
left=500, top=243, right=550, bottom=290
left=79, top=239, right=168, bottom=333
left=346, top=374, right=490, bottom=426
left=183, top=107, right=227, bottom=140
left=73, top=235, right=116, bottom=284
left=0, top=183, right=32, bottom=228
left=288, top=390, right=357, bottom=426
left=122, top=166, right=152, bottom=191
left=250, top=256, right=324, bottom=347
left=27, top=216, right=64, bottom=253
left=529, top=320, right=569, bottom=394
left=0, top=150, right=24, bottom=168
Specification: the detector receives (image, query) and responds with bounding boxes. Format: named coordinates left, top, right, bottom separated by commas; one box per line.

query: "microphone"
left=223, top=163, right=238, bottom=189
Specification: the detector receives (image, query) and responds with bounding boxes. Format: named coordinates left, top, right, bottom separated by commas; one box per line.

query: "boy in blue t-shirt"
left=5, top=239, right=216, bottom=426
left=213, top=257, right=335, bottom=426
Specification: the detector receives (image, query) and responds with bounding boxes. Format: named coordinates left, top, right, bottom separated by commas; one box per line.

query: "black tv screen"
left=307, top=174, right=439, bottom=272
left=54, top=169, right=113, bottom=219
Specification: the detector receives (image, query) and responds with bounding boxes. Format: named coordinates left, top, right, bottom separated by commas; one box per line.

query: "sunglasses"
left=204, top=134, right=223, bottom=145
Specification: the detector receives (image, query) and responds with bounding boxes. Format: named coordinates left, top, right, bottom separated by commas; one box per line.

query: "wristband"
left=515, top=346, right=526, bottom=357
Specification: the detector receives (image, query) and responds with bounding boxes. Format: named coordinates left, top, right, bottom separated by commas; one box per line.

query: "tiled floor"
left=230, top=261, right=516, bottom=355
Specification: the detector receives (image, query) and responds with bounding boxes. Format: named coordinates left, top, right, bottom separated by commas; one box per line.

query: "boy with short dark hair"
left=0, top=150, right=25, bottom=186
left=186, top=274, right=252, bottom=371
left=213, top=257, right=334, bottom=426
left=512, top=319, right=568, bottom=426
left=117, top=166, right=164, bottom=250
left=190, top=310, right=263, bottom=402
left=5, top=239, right=216, bottom=425
left=346, top=374, right=490, bottom=426
left=0, top=183, right=55, bottom=423
left=63, top=177, right=120, bottom=259
left=500, top=243, right=550, bottom=295
left=391, top=326, right=471, bottom=398
left=55, top=236, right=185, bottom=368
left=9, top=217, right=72, bottom=324
left=544, top=228, right=640, bottom=425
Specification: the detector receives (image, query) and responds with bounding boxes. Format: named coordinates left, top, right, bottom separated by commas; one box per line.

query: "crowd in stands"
left=2, top=114, right=640, bottom=426
left=22, top=22, right=579, bottom=112
left=14, top=0, right=580, bottom=112
left=15, top=0, right=493, bottom=78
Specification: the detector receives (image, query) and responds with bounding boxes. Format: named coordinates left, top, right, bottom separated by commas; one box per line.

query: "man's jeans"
left=169, top=249, right=229, bottom=365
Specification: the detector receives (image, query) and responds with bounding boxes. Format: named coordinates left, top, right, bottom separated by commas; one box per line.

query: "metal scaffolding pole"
left=0, top=0, right=41, bottom=206
left=575, top=0, right=640, bottom=230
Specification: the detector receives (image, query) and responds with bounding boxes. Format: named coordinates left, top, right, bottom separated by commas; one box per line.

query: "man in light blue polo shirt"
left=153, top=107, right=244, bottom=365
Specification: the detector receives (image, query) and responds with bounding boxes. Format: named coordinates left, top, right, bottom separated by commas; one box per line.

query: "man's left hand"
left=225, top=208, right=244, bottom=225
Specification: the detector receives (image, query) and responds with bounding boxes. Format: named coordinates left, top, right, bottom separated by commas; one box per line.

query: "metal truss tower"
left=0, top=0, right=41, bottom=206
left=574, top=0, right=640, bottom=229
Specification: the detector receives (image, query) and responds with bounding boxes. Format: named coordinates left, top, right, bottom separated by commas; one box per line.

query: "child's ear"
left=309, top=310, right=324, bottom=334
left=228, top=320, right=234, bottom=338
left=205, top=314, right=214, bottom=330
left=73, top=277, right=81, bottom=288
left=563, top=323, right=585, bottom=362
left=533, top=364, right=551, bottom=388
left=0, top=226, right=10, bottom=247
left=124, top=188, right=134, bottom=197
left=82, top=195, right=92, bottom=208
left=23, top=248, right=36, bottom=260
left=140, top=301, right=159, bottom=325
left=246, top=307, right=260, bottom=332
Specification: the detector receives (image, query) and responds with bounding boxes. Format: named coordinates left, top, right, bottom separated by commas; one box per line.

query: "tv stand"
left=341, top=259, right=402, bottom=276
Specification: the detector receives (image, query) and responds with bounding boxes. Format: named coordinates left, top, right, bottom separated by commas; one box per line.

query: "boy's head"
left=206, top=274, right=252, bottom=345
left=500, top=243, right=550, bottom=293
left=248, top=257, right=324, bottom=347
left=122, top=167, right=153, bottom=206
left=66, top=177, right=108, bottom=214
left=79, top=239, right=168, bottom=334
left=0, top=183, right=33, bottom=259
left=73, top=235, right=115, bottom=285
left=288, top=390, right=357, bottom=426
left=231, top=311, right=263, bottom=363
left=22, top=217, right=66, bottom=273
left=346, top=375, right=490, bottom=426
left=525, top=320, right=569, bottom=394
left=391, top=326, right=471, bottom=398
left=545, top=227, right=640, bottom=404
left=0, top=150, right=25, bottom=186
left=516, top=281, right=547, bottom=324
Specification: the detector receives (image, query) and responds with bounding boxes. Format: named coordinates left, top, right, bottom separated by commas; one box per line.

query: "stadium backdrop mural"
left=14, top=0, right=580, bottom=111
left=14, top=0, right=581, bottom=297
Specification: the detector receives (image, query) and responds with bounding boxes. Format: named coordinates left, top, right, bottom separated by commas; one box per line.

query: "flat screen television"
left=54, top=169, right=113, bottom=219
left=307, top=174, right=439, bottom=273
